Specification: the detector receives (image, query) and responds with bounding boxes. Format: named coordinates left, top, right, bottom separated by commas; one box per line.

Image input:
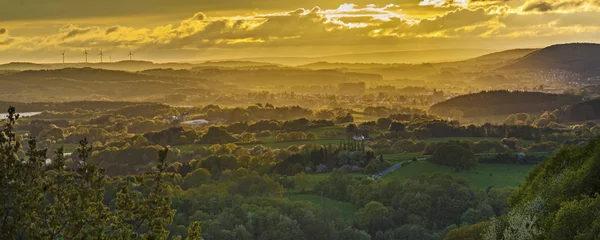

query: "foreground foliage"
left=0, top=107, right=202, bottom=239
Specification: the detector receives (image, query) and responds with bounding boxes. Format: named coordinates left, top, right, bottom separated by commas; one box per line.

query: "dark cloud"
left=64, top=28, right=93, bottom=39
left=105, top=26, right=120, bottom=34
left=521, top=0, right=599, bottom=12
left=0, top=38, right=14, bottom=45
left=0, top=28, right=6, bottom=34
left=523, top=1, right=554, bottom=11
left=469, top=0, right=509, bottom=2
left=192, top=12, right=206, bottom=21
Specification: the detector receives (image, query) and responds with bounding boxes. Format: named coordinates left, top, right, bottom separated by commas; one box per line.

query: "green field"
left=287, top=194, right=358, bottom=217
left=383, top=161, right=535, bottom=188
left=383, top=153, right=426, bottom=163
left=418, top=137, right=536, bottom=146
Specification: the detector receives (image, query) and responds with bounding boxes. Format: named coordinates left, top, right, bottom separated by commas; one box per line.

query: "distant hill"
left=429, top=90, right=582, bottom=118
left=237, top=49, right=497, bottom=65
left=0, top=60, right=274, bottom=72
left=0, top=68, right=226, bottom=103
left=466, top=49, right=539, bottom=63
left=196, top=61, right=279, bottom=68
left=500, top=43, right=600, bottom=75
left=0, top=62, right=49, bottom=71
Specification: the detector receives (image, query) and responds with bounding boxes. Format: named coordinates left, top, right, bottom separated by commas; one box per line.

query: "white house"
left=352, top=135, right=365, bottom=141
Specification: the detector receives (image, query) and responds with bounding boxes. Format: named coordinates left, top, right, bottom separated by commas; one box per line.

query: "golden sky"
left=1, top=0, right=600, bottom=63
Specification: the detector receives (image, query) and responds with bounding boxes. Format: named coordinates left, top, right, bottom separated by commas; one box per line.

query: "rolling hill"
left=0, top=68, right=225, bottom=103
left=234, top=49, right=497, bottom=65
left=466, top=48, right=539, bottom=63
left=0, top=60, right=275, bottom=72
left=500, top=43, right=600, bottom=75
left=429, top=90, right=582, bottom=119
left=557, top=98, right=600, bottom=122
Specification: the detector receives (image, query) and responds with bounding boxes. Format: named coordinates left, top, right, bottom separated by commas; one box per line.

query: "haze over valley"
left=2, top=1, right=600, bottom=240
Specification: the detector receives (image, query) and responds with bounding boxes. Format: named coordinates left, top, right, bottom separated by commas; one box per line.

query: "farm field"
left=383, top=153, right=426, bottom=163
left=383, top=161, right=535, bottom=188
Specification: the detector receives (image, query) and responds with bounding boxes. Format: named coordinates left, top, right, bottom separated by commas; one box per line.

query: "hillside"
left=500, top=43, right=600, bottom=75
left=146, top=68, right=383, bottom=87
left=0, top=68, right=226, bottom=103
left=429, top=90, right=582, bottom=118
left=0, top=60, right=273, bottom=72
left=466, top=49, right=538, bottom=63
left=557, top=97, right=600, bottom=122
left=237, top=49, right=496, bottom=65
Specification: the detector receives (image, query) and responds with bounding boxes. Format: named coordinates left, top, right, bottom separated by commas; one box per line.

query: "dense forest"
left=429, top=90, right=581, bottom=119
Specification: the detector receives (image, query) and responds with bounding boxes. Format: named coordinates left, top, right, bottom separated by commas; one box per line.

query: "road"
left=373, top=162, right=403, bottom=178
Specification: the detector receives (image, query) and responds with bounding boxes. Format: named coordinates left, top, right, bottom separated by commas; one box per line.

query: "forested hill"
left=0, top=68, right=227, bottom=102
left=500, top=43, right=600, bottom=75
left=557, top=97, right=600, bottom=122
left=429, top=90, right=582, bottom=118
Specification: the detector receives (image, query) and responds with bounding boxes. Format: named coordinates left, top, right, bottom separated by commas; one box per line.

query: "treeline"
left=379, top=119, right=558, bottom=140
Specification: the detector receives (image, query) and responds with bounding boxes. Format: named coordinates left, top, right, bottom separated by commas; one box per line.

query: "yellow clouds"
left=520, top=0, right=600, bottom=12
left=1, top=2, right=600, bottom=62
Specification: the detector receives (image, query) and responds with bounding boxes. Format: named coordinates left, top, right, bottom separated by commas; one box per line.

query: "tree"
left=294, top=172, right=310, bottom=192
left=376, top=118, right=393, bottom=130
left=486, top=137, right=600, bottom=239
left=198, top=127, right=238, bottom=144
left=389, top=122, right=405, bottom=132
left=240, top=132, right=256, bottom=143
left=338, top=227, right=372, bottom=240
left=306, top=132, right=318, bottom=141
left=183, top=168, right=212, bottom=189
left=336, top=113, right=354, bottom=124
left=0, top=107, right=195, bottom=239
left=315, top=109, right=335, bottom=119
left=346, top=124, right=359, bottom=134
left=500, top=138, right=522, bottom=151
left=446, top=221, right=490, bottom=240
left=355, top=201, right=391, bottom=230
left=430, top=144, right=477, bottom=170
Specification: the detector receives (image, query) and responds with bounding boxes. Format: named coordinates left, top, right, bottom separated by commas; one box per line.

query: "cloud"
left=523, top=1, right=555, bottom=11
left=520, top=0, right=600, bottom=12
left=192, top=12, right=207, bottom=21
left=105, top=26, right=120, bottom=35
left=2, top=3, right=600, bottom=62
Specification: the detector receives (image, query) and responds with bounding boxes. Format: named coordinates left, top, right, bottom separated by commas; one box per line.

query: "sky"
left=1, top=0, right=600, bottom=63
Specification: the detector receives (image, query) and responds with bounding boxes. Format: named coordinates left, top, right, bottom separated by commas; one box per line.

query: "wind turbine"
left=99, top=49, right=104, bottom=63
left=128, top=50, right=134, bottom=61
left=109, top=55, right=112, bottom=63
left=84, top=50, right=89, bottom=63
left=60, top=50, right=65, bottom=64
